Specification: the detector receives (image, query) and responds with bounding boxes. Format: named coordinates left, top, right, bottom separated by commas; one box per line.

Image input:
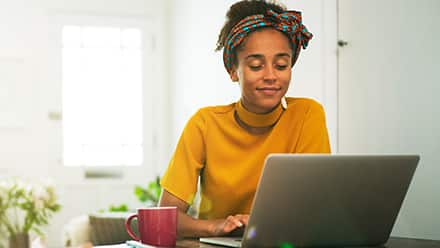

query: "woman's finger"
left=227, top=215, right=243, bottom=227
left=234, top=214, right=249, bottom=226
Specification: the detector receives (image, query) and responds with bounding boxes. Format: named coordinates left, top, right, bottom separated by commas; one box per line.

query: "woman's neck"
left=234, top=111, right=273, bottom=135
left=234, top=99, right=284, bottom=134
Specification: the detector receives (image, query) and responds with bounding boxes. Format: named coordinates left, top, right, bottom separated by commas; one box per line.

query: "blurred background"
left=0, top=0, right=438, bottom=246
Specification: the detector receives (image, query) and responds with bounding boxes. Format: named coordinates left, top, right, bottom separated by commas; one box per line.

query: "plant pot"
left=9, top=232, right=29, bottom=248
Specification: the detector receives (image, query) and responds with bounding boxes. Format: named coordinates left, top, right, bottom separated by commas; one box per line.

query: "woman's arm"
left=159, top=189, right=248, bottom=237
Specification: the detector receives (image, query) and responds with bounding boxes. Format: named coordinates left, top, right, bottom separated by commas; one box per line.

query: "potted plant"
left=0, top=179, right=61, bottom=248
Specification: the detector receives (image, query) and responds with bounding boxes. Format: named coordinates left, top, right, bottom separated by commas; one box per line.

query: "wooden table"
left=91, top=237, right=440, bottom=248
left=175, top=237, right=440, bottom=248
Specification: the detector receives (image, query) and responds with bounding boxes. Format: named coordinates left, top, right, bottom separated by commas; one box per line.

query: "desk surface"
left=174, top=237, right=440, bottom=248
left=95, top=237, right=440, bottom=248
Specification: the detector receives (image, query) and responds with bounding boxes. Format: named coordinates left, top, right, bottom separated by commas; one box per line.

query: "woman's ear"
left=229, top=68, right=239, bottom=82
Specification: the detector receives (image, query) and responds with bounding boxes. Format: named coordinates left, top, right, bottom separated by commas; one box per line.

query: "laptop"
left=200, top=154, right=419, bottom=247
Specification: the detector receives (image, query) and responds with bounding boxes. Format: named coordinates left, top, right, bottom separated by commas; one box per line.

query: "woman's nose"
left=263, top=65, right=276, bottom=82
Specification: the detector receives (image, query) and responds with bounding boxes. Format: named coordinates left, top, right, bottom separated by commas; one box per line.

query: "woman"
left=159, top=0, right=330, bottom=237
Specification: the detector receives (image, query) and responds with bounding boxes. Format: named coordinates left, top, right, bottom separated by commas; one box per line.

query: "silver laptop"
left=200, top=154, right=419, bottom=247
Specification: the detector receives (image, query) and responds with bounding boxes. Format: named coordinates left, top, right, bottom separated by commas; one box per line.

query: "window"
left=62, top=25, right=143, bottom=167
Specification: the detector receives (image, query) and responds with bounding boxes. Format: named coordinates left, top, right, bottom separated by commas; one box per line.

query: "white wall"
left=338, top=0, right=440, bottom=240
left=168, top=0, right=239, bottom=152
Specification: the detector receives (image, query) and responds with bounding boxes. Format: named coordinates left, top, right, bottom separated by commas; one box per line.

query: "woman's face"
left=231, top=28, right=292, bottom=114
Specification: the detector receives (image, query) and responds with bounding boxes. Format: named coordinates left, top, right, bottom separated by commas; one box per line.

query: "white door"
left=338, top=0, right=440, bottom=239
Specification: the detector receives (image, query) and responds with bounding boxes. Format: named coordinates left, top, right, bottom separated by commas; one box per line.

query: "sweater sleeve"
left=295, top=101, right=331, bottom=153
left=160, top=110, right=206, bottom=205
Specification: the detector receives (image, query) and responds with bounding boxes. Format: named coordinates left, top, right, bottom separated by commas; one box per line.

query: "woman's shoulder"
left=187, top=103, right=235, bottom=125
left=185, top=103, right=235, bottom=127
left=197, top=102, right=236, bottom=115
left=285, top=97, right=324, bottom=112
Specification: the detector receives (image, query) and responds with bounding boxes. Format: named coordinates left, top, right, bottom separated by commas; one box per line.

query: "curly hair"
left=216, top=0, right=287, bottom=67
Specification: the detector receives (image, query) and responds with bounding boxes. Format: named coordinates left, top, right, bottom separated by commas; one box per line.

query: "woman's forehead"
left=237, top=28, right=292, bottom=57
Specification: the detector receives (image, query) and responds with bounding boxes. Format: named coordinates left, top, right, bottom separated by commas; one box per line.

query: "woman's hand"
left=210, top=214, right=249, bottom=236
left=160, top=189, right=250, bottom=237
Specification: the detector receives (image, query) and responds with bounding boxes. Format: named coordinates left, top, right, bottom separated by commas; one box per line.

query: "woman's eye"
left=276, top=64, right=288, bottom=70
left=249, top=65, right=263, bottom=71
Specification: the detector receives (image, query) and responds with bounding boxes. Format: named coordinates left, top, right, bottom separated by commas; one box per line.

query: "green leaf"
left=108, top=204, right=128, bottom=212
left=101, top=176, right=162, bottom=212
left=31, top=226, right=44, bottom=236
left=134, top=186, right=148, bottom=202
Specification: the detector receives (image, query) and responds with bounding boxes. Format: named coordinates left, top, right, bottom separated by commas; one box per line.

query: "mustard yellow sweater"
left=161, top=97, right=331, bottom=219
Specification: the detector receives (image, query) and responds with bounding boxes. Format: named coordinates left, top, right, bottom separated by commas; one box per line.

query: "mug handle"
left=125, top=214, right=140, bottom=241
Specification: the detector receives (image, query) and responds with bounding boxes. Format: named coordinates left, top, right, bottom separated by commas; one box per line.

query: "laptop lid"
left=238, top=154, right=419, bottom=248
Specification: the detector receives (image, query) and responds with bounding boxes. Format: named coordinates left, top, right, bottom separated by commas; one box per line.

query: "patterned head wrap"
left=223, top=9, right=313, bottom=74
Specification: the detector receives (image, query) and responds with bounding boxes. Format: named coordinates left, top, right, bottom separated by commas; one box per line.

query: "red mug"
left=125, top=207, right=177, bottom=247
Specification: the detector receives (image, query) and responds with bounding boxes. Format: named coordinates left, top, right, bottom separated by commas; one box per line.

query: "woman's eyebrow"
left=245, top=54, right=264, bottom=60
left=245, top=53, right=291, bottom=60
left=275, top=53, right=291, bottom=58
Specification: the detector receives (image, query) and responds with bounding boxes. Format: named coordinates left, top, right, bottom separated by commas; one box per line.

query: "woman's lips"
left=257, top=87, right=280, bottom=96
